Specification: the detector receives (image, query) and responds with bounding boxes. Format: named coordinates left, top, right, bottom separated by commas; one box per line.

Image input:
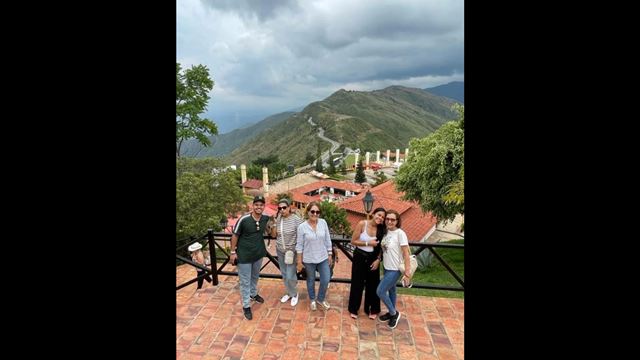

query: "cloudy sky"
left=177, top=0, right=464, bottom=133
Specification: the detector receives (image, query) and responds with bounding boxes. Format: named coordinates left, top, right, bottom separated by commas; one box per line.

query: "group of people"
left=189, top=195, right=413, bottom=329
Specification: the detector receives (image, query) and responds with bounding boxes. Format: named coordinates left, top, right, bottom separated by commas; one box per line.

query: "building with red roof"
left=338, top=180, right=437, bottom=243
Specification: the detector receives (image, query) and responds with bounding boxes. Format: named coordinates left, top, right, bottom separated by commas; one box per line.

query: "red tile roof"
left=289, top=180, right=365, bottom=205
left=339, top=180, right=437, bottom=242
left=242, top=179, right=263, bottom=189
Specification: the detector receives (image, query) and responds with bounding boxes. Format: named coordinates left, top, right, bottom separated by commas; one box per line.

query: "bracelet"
left=365, top=241, right=369, bottom=247
left=230, top=251, right=236, bottom=254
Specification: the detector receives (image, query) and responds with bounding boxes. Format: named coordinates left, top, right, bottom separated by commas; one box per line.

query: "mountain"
left=226, top=86, right=459, bottom=166
left=424, top=81, right=464, bottom=103
left=180, top=111, right=295, bottom=158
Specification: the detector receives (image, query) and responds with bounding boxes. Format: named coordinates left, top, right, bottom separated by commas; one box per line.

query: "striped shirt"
left=296, top=218, right=333, bottom=264
left=275, top=213, right=303, bottom=253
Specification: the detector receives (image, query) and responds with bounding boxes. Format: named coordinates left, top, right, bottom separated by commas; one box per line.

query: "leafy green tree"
left=302, top=152, right=315, bottom=166
left=373, top=170, right=388, bottom=186
left=354, top=159, right=366, bottom=184
left=176, top=63, right=218, bottom=158
left=315, top=143, right=324, bottom=172
left=252, top=155, right=279, bottom=167
left=272, top=192, right=294, bottom=205
left=318, top=201, right=352, bottom=237
left=395, top=105, right=464, bottom=224
left=327, top=158, right=336, bottom=175
left=176, top=158, right=245, bottom=244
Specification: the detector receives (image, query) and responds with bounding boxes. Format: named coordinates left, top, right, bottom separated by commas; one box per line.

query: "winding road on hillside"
left=307, top=116, right=341, bottom=167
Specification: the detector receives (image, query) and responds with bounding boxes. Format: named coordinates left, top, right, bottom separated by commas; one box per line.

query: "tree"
left=373, top=170, right=388, bottom=186
left=303, top=152, right=315, bottom=166
left=272, top=192, right=294, bottom=205
left=252, top=155, right=279, bottom=167
left=176, top=158, right=245, bottom=244
left=395, top=105, right=464, bottom=224
left=327, top=157, right=336, bottom=175
left=318, top=201, right=352, bottom=237
left=315, top=143, right=324, bottom=172
left=176, top=63, right=218, bottom=158
left=354, top=159, right=366, bottom=184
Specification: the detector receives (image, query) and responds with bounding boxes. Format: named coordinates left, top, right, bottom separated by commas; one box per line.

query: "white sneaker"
left=310, top=301, right=317, bottom=311
left=291, top=294, right=299, bottom=306
left=280, top=294, right=290, bottom=303
left=319, top=300, right=331, bottom=310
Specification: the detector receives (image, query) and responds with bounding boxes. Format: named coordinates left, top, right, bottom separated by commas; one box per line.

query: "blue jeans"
left=238, top=258, right=263, bottom=308
left=376, top=268, right=402, bottom=315
left=277, top=249, right=298, bottom=297
left=304, top=259, right=330, bottom=302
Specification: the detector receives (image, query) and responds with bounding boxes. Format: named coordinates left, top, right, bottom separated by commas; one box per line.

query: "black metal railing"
left=177, top=230, right=463, bottom=292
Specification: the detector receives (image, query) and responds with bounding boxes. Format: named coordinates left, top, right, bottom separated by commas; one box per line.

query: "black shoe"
left=378, top=312, right=392, bottom=322
left=388, top=311, right=401, bottom=329
left=243, top=307, right=253, bottom=320
left=250, top=294, right=264, bottom=303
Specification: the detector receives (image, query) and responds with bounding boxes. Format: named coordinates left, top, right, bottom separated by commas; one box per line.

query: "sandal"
left=369, top=313, right=378, bottom=320
left=350, top=313, right=358, bottom=319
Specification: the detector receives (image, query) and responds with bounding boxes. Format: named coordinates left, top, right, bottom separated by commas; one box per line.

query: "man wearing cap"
left=230, top=195, right=271, bottom=320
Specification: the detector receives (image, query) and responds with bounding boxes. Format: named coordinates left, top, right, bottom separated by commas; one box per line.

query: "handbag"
left=284, top=250, right=294, bottom=265
left=398, top=254, right=418, bottom=277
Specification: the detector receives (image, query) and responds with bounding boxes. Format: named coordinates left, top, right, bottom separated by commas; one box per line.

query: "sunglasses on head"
left=309, top=210, right=321, bottom=215
left=278, top=206, right=288, bottom=210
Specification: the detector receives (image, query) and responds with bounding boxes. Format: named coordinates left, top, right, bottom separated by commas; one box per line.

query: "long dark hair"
left=371, top=207, right=386, bottom=258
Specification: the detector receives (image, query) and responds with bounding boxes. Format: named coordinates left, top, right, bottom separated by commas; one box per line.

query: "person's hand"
left=230, top=253, right=237, bottom=265
left=328, top=255, right=333, bottom=267
left=404, top=271, right=412, bottom=279
left=296, top=262, right=304, bottom=273
left=369, top=239, right=379, bottom=247
left=370, top=259, right=380, bottom=270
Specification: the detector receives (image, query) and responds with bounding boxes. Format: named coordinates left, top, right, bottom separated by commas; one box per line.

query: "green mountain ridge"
left=226, top=85, right=459, bottom=166
left=180, top=111, right=295, bottom=158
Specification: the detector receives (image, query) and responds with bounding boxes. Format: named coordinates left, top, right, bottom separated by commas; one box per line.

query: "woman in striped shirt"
left=274, top=198, right=303, bottom=306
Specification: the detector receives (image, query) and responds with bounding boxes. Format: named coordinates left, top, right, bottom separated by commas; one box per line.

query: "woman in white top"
left=296, top=201, right=334, bottom=311
left=376, top=209, right=412, bottom=329
left=348, top=207, right=386, bottom=319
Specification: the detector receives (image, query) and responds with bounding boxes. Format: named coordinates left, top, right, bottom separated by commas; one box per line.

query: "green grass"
left=397, top=239, right=464, bottom=299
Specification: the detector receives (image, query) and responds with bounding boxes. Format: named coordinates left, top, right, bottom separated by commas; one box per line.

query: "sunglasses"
left=385, top=218, right=397, bottom=222
left=278, top=206, right=288, bottom=210
left=309, top=210, right=321, bottom=215
left=255, top=221, right=260, bottom=231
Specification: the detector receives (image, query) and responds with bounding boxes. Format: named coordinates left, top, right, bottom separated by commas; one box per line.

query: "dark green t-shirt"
left=233, top=213, right=269, bottom=263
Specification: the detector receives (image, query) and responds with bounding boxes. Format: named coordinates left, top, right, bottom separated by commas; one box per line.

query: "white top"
left=381, top=228, right=409, bottom=271
left=357, top=220, right=376, bottom=252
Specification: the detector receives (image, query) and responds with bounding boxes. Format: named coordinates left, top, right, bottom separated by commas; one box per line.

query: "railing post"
left=207, top=229, right=219, bottom=285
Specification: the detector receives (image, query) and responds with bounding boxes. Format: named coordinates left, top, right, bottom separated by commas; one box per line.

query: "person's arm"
left=351, top=221, right=363, bottom=246
left=350, top=220, right=374, bottom=247
left=196, top=251, right=205, bottom=266
left=323, top=220, right=333, bottom=266
left=296, top=223, right=304, bottom=272
left=230, top=233, right=239, bottom=264
left=400, top=230, right=411, bottom=278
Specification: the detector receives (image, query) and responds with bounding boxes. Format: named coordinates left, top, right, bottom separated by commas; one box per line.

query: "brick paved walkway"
left=177, top=259, right=463, bottom=360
